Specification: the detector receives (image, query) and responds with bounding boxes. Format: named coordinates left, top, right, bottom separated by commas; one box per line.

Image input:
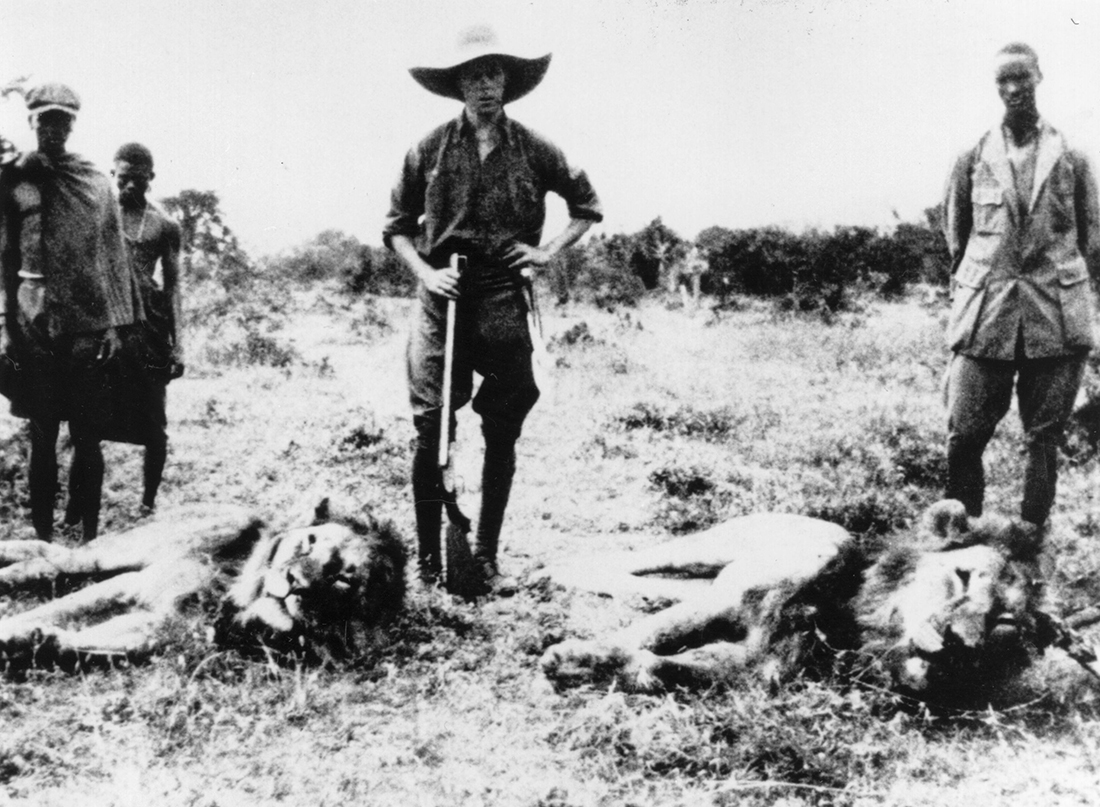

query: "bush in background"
left=696, top=223, right=942, bottom=314
left=263, top=230, right=415, bottom=298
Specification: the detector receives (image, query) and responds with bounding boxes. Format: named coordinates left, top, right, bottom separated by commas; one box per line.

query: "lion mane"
left=215, top=497, right=407, bottom=663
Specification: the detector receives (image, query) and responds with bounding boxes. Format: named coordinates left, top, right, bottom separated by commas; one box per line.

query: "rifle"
left=1036, top=609, right=1100, bottom=683
left=440, top=254, right=477, bottom=597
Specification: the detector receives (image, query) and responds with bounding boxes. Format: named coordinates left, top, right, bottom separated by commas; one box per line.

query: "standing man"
left=384, top=25, right=602, bottom=590
left=66, top=143, right=183, bottom=521
left=942, top=43, right=1099, bottom=537
left=0, top=83, right=139, bottom=541
left=109, top=142, right=183, bottom=513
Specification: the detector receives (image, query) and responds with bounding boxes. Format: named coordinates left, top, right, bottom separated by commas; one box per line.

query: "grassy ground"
left=1, top=283, right=1099, bottom=806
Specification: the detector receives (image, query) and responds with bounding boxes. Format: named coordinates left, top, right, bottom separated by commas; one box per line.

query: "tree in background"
left=156, top=189, right=953, bottom=316
left=634, top=217, right=687, bottom=291
left=161, top=190, right=251, bottom=289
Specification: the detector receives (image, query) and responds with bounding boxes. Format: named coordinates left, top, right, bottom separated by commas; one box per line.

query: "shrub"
left=649, top=465, right=731, bottom=533
left=263, top=231, right=416, bottom=298
left=344, top=246, right=416, bottom=298
left=546, top=245, right=588, bottom=306
left=195, top=300, right=301, bottom=370
left=614, top=402, right=744, bottom=442
left=348, top=297, right=394, bottom=339
left=549, top=321, right=597, bottom=348
left=805, top=489, right=913, bottom=536
left=0, top=426, right=28, bottom=526
left=696, top=223, right=935, bottom=314
left=878, top=420, right=947, bottom=488
left=203, top=328, right=299, bottom=369
left=575, top=235, right=648, bottom=309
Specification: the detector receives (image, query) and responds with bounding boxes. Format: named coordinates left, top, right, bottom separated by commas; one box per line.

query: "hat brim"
left=410, top=53, right=551, bottom=104
left=29, top=104, right=77, bottom=118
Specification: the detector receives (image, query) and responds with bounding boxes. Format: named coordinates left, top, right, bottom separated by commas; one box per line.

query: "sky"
left=2, top=0, right=1099, bottom=257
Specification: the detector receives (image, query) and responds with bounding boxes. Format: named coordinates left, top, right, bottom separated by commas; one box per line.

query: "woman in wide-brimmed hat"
left=383, top=24, right=603, bottom=596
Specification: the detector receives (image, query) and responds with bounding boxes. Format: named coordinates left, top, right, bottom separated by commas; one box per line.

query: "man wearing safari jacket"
left=942, top=43, right=1099, bottom=534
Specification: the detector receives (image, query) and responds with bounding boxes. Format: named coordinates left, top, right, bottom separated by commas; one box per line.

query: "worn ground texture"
left=0, top=283, right=1099, bottom=806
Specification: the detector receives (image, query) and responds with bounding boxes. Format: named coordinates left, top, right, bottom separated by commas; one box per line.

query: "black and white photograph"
left=1, top=1, right=1099, bottom=804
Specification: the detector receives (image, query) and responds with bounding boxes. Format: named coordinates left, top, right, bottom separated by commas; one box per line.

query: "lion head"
left=854, top=502, right=1045, bottom=701
left=216, top=497, right=406, bottom=662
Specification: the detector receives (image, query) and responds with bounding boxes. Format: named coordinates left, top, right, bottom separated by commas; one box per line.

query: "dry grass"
left=0, top=282, right=1099, bottom=806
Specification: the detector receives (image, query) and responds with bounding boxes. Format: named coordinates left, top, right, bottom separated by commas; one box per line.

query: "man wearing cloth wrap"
left=64, top=142, right=184, bottom=523
left=0, top=83, right=140, bottom=541
left=384, top=25, right=602, bottom=590
left=110, top=143, right=183, bottom=512
left=942, top=43, right=1100, bottom=537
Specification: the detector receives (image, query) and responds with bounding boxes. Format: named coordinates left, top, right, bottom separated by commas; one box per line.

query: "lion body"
left=0, top=499, right=406, bottom=671
left=541, top=502, right=1047, bottom=702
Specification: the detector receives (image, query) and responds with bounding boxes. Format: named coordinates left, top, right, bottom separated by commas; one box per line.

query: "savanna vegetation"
left=0, top=195, right=1099, bottom=806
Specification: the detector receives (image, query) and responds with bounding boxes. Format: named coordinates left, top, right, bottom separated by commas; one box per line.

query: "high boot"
left=474, top=425, right=518, bottom=595
left=412, top=412, right=444, bottom=584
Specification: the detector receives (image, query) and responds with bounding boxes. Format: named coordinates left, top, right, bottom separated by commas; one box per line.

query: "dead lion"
left=0, top=498, right=405, bottom=671
left=541, top=502, right=1098, bottom=703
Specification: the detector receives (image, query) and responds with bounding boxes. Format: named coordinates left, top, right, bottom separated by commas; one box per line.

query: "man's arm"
left=1072, top=149, right=1100, bottom=281
left=507, top=134, right=602, bottom=273
left=504, top=218, right=594, bottom=273
left=161, top=218, right=184, bottom=367
left=0, top=172, right=15, bottom=351
left=383, top=138, right=461, bottom=297
left=390, top=234, right=461, bottom=300
left=943, top=146, right=977, bottom=274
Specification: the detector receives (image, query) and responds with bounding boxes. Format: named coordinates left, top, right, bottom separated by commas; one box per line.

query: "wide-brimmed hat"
left=26, top=82, right=80, bottom=118
left=410, top=25, right=551, bottom=104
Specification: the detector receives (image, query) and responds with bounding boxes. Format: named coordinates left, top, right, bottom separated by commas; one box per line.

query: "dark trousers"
left=407, top=285, right=540, bottom=579
left=946, top=351, right=1085, bottom=525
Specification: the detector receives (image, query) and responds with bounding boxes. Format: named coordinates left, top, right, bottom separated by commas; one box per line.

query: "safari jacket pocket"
left=971, top=186, right=1007, bottom=234
left=947, top=266, right=989, bottom=352
left=1058, top=264, right=1096, bottom=349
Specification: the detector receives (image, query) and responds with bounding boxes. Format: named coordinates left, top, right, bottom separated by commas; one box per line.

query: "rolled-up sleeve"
left=539, top=140, right=602, bottom=223
left=382, top=146, right=426, bottom=251
left=942, top=146, right=976, bottom=272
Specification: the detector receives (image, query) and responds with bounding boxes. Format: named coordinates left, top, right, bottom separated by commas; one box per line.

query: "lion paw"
left=541, top=639, right=627, bottom=688
left=621, top=649, right=664, bottom=693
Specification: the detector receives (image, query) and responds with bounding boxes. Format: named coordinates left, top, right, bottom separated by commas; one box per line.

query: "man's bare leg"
left=64, top=453, right=83, bottom=526
left=69, top=425, right=103, bottom=542
left=142, top=436, right=167, bottom=511
left=29, top=418, right=60, bottom=541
